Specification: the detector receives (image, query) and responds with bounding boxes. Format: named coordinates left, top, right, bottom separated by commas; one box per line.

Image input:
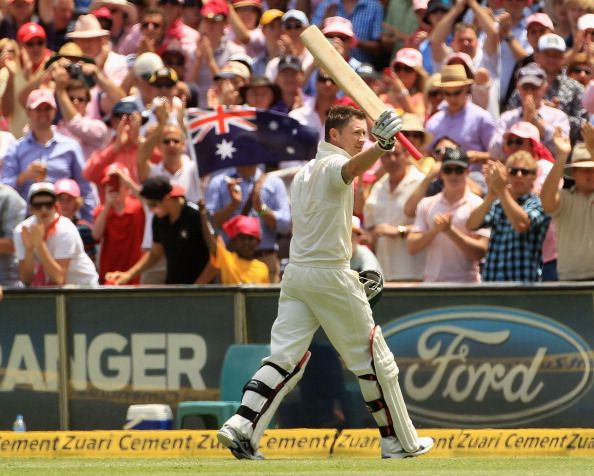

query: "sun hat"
left=90, top=0, right=138, bottom=24
left=434, top=64, right=473, bottom=87
left=66, top=14, right=110, bottom=39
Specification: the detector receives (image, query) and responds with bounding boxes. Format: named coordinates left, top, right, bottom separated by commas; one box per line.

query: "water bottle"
left=12, top=414, right=26, bottom=432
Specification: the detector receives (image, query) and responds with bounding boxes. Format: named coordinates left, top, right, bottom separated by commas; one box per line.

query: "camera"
left=65, top=62, right=97, bottom=88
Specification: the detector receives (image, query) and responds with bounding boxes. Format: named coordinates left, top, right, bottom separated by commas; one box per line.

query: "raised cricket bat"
left=300, top=26, right=423, bottom=160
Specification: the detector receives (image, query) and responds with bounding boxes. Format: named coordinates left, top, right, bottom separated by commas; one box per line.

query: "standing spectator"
left=38, top=0, right=76, bottom=51
left=89, top=0, right=138, bottom=53
left=364, top=142, right=426, bottom=282
left=467, top=152, right=551, bottom=282
left=274, top=55, right=308, bottom=113
left=382, top=47, right=427, bottom=118
left=92, top=163, right=144, bottom=284
left=227, top=0, right=266, bottom=58
left=0, top=183, right=27, bottom=287
left=53, top=72, right=110, bottom=160
left=105, top=176, right=211, bottom=284
left=252, top=9, right=284, bottom=77
left=14, top=182, right=99, bottom=286
left=567, top=52, right=593, bottom=87
left=187, top=0, right=246, bottom=107
left=0, top=0, right=36, bottom=40
left=1, top=89, right=96, bottom=221
left=312, top=0, right=383, bottom=64
left=407, top=148, right=489, bottom=282
left=16, top=22, right=53, bottom=80
left=117, top=6, right=165, bottom=56
left=425, top=64, right=496, bottom=188
left=541, top=127, right=594, bottom=280
left=239, top=76, right=282, bottom=109
left=492, top=63, right=571, bottom=159
left=507, top=34, right=588, bottom=143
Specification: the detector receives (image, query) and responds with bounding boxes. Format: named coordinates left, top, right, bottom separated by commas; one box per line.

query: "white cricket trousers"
left=268, top=263, right=375, bottom=374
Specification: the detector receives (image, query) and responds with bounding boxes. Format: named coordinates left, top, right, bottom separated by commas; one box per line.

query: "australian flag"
left=187, top=106, right=319, bottom=176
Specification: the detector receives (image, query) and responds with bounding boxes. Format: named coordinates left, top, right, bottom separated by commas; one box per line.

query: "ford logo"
left=383, top=306, right=593, bottom=427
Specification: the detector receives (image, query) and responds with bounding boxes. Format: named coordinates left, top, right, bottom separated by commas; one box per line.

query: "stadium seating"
left=175, top=344, right=271, bottom=429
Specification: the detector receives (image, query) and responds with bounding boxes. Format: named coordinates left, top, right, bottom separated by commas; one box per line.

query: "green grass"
left=0, top=457, right=593, bottom=476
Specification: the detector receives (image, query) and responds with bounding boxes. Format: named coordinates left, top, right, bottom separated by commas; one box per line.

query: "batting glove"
left=371, top=110, right=402, bottom=151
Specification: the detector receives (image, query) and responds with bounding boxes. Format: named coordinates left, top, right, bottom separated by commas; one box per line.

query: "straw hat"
left=401, top=113, right=433, bottom=148
left=435, top=64, right=473, bottom=88
left=565, top=143, right=594, bottom=172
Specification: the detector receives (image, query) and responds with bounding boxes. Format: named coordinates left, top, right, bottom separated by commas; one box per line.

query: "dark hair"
left=66, top=79, right=91, bottom=101
left=324, top=106, right=366, bottom=142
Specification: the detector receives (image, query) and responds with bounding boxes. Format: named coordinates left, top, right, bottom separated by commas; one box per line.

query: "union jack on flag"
left=186, top=106, right=319, bottom=176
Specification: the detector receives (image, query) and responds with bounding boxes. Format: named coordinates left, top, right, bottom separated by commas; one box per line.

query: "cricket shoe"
left=381, top=436, right=434, bottom=459
left=217, top=424, right=264, bottom=460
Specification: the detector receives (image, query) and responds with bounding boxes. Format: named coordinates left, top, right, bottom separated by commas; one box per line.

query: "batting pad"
left=371, top=325, right=420, bottom=452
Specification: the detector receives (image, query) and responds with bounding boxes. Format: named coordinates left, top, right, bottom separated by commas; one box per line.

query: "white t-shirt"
left=14, top=215, right=99, bottom=286
left=289, top=141, right=352, bottom=267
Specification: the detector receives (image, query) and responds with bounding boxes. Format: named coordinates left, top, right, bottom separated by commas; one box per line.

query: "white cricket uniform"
left=269, top=141, right=375, bottom=375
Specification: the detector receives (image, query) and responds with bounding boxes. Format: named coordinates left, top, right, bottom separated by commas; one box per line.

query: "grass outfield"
left=1, top=457, right=593, bottom=475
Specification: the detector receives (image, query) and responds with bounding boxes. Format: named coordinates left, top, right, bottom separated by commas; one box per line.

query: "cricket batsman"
left=217, top=106, right=434, bottom=460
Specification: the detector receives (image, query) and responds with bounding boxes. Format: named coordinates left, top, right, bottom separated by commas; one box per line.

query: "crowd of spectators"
left=0, top=0, right=593, bottom=289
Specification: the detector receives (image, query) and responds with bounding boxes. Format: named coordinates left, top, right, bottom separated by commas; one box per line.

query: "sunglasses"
left=442, top=165, right=466, bottom=175
left=162, top=138, right=181, bottom=145
left=570, top=66, right=592, bottom=75
left=31, top=201, right=56, bottom=210
left=284, top=23, right=303, bottom=30
left=317, top=75, right=335, bottom=84
left=508, top=167, right=536, bottom=176
left=506, top=137, right=526, bottom=147
left=394, top=64, right=415, bottom=74
left=428, top=90, right=443, bottom=98
left=402, top=131, right=424, bottom=140
left=69, top=96, right=88, bottom=103
left=142, top=21, right=163, bottom=28
left=443, top=89, right=465, bottom=97
left=153, top=81, right=176, bottom=88
left=25, top=40, right=45, bottom=48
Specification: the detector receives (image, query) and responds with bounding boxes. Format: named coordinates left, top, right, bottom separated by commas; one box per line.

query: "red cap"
left=200, top=0, right=229, bottom=19
left=101, top=162, right=130, bottom=184
left=17, top=22, right=47, bottom=44
left=92, top=6, right=113, bottom=19
left=169, top=184, right=186, bottom=197
left=223, top=215, right=261, bottom=240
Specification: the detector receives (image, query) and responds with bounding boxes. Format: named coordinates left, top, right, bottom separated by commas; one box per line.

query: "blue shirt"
left=205, top=168, right=291, bottom=251
left=481, top=193, right=550, bottom=282
left=1, top=131, right=95, bottom=222
left=312, top=0, right=383, bottom=64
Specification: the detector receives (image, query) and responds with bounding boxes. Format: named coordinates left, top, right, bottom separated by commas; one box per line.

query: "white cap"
left=577, top=13, right=594, bottom=31
left=133, top=52, right=164, bottom=79
left=538, top=33, right=566, bottom=53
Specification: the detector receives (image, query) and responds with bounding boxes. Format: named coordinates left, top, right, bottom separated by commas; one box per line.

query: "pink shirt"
left=413, top=189, right=489, bottom=282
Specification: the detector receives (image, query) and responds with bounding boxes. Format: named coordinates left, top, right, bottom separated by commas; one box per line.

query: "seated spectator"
left=467, top=152, right=551, bottom=282
left=0, top=0, right=36, bottom=40
left=407, top=148, right=489, bottom=282
left=55, top=178, right=97, bottom=264
left=570, top=13, right=594, bottom=56
left=321, top=16, right=361, bottom=71
left=201, top=211, right=269, bottom=284
left=492, top=63, right=571, bottom=160
left=1, top=89, right=96, bottom=221
left=356, top=63, right=382, bottom=97
left=105, top=176, right=211, bottom=284
left=16, top=22, right=53, bottom=85
left=116, top=6, right=164, bottom=56
left=350, top=216, right=382, bottom=275
left=399, top=112, right=433, bottom=166
left=541, top=125, right=594, bottom=280
left=0, top=183, right=27, bottom=287
left=382, top=48, right=427, bottom=118
left=205, top=166, right=291, bottom=283
left=363, top=143, right=425, bottom=282
left=14, top=182, right=99, bottom=286
left=207, top=60, right=251, bottom=107
left=92, top=163, right=144, bottom=284
left=38, top=0, right=76, bottom=51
